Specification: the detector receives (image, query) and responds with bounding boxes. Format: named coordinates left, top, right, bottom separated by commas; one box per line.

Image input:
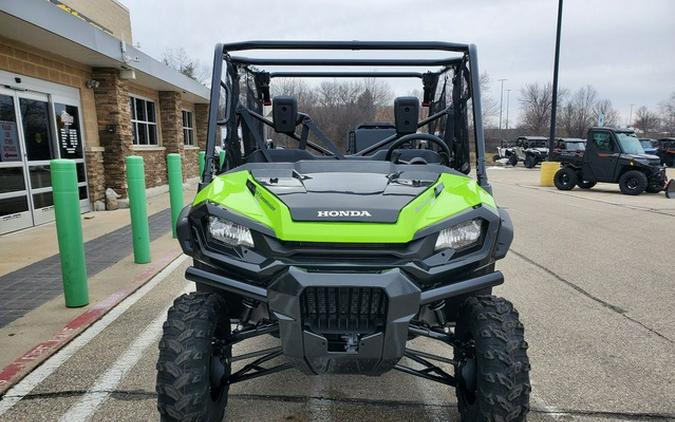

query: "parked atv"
left=554, top=128, right=669, bottom=195
left=155, top=41, right=530, bottom=422
left=516, top=136, right=549, bottom=168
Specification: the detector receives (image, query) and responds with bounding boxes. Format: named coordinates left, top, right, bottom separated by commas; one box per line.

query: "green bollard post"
left=167, top=153, right=183, bottom=238
left=51, top=159, right=88, bottom=307
left=125, top=156, right=151, bottom=264
left=218, top=150, right=226, bottom=171
left=198, top=151, right=206, bottom=177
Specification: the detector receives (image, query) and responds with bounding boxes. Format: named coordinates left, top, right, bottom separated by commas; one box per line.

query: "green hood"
left=193, top=169, right=495, bottom=243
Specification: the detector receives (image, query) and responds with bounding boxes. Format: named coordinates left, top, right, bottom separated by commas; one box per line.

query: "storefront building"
left=0, top=0, right=210, bottom=234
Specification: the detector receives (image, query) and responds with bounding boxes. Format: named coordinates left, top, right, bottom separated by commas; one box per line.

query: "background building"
left=0, top=0, right=210, bottom=234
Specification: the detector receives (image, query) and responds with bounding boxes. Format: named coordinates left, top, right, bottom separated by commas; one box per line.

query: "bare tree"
left=270, top=78, right=394, bottom=151
left=162, top=48, right=210, bottom=85
left=593, top=98, right=620, bottom=128
left=558, top=100, right=576, bottom=138
left=479, top=73, right=500, bottom=128
left=556, top=86, right=617, bottom=137
left=633, top=105, right=661, bottom=133
left=567, top=85, right=597, bottom=137
left=519, top=82, right=558, bottom=134
left=658, top=92, right=675, bottom=134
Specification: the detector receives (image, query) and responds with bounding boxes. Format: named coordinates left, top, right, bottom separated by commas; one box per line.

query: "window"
left=130, top=96, right=158, bottom=145
left=182, top=110, right=194, bottom=146
left=591, top=132, right=614, bottom=153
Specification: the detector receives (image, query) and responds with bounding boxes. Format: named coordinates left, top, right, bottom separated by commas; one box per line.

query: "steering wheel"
left=384, top=133, right=451, bottom=166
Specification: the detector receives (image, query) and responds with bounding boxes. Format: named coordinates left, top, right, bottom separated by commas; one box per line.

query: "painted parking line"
left=59, top=285, right=191, bottom=421
left=0, top=255, right=188, bottom=417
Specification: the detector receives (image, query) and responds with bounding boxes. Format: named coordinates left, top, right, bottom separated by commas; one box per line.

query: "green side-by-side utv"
left=155, top=41, right=530, bottom=421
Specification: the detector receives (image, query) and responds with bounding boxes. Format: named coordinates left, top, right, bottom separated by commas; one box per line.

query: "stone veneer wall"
left=194, top=103, right=208, bottom=150
left=132, top=147, right=168, bottom=188
left=92, top=68, right=133, bottom=197
left=183, top=147, right=201, bottom=179
left=85, top=147, right=106, bottom=203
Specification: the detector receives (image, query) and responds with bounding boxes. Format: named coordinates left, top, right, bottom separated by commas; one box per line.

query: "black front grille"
left=301, top=287, right=387, bottom=334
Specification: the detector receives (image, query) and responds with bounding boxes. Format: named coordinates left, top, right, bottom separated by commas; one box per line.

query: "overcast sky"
left=121, top=0, right=674, bottom=126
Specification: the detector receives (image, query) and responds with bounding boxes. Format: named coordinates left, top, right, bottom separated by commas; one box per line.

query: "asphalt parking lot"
left=0, top=166, right=674, bottom=422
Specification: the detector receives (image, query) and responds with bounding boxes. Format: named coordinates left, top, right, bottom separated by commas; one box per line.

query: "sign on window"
left=55, top=104, right=83, bottom=159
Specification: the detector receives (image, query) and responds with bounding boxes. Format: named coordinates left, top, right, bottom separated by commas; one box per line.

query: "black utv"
left=657, top=138, right=675, bottom=167
left=554, top=128, right=669, bottom=195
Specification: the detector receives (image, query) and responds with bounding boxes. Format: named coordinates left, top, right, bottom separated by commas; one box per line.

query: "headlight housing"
left=207, top=216, right=254, bottom=247
left=434, top=219, right=483, bottom=251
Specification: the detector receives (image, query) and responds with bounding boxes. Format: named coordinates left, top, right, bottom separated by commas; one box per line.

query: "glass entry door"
left=19, top=92, right=56, bottom=226
left=0, top=88, right=32, bottom=233
left=0, top=86, right=88, bottom=235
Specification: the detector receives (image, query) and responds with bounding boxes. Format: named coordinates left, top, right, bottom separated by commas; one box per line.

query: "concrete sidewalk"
left=0, top=186, right=196, bottom=328
left=0, top=184, right=196, bottom=277
left=0, top=185, right=196, bottom=391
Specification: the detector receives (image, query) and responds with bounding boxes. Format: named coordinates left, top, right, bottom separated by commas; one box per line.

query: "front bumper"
left=650, top=167, right=668, bottom=187
left=185, top=265, right=503, bottom=374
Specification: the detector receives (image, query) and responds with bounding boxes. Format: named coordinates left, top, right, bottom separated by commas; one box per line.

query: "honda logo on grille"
left=316, top=210, right=373, bottom=217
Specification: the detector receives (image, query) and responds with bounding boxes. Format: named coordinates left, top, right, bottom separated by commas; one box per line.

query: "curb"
left=0, top=248, right=182, bottom=395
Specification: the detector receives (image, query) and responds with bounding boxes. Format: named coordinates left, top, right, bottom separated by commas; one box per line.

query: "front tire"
left=554, top=167, right=577, bottom=190
left=508, top=154, right=518, bottom=167
left=156, top=292, right=231, bottom=422
left=524, top=155, right=536, bottom=168
left=454, top=296, right=530, bottom=422
left=619, top=170, right=648, bottom=195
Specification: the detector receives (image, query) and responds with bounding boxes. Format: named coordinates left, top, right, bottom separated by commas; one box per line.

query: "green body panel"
left=193, top=170, right=496, bottom=243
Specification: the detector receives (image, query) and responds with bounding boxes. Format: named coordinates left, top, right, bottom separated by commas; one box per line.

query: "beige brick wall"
left=58, top=0, right=132, bottom=44
left=0, top=36, right=99, bottom=148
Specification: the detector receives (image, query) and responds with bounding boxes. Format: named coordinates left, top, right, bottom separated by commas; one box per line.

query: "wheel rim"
left=560, top=173, right=570, bottom=185
left=627, top=177, right=639, bottom=190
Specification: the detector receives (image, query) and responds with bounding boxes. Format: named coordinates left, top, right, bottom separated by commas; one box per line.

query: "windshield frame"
left=616, top=132, right=645, bottom=155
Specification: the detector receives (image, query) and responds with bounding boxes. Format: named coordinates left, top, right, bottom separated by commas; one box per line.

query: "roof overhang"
left=0, top=0, right=209, bottom=103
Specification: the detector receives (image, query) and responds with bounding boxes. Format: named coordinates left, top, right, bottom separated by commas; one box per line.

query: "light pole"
left=505, top=89, right=512, bottom=130
left=547, top=0, right=564, bottom=159
left=498, top=78, right=507, bottom=129
left=628, top=103, right=635, bottom=127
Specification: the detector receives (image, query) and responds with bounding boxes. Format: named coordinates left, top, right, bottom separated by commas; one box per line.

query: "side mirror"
left=272, top=96, right=298, bottom=134
left=394, top=96, right=419, bottom=135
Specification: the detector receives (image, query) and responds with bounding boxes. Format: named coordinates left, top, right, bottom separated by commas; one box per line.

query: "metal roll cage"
left=203, top=40, right=489, bottom=191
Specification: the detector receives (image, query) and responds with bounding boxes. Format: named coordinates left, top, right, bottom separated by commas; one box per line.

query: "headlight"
left=434, top=219, right=483, bottom=251
left=207, top=216, right=254, bottom=247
